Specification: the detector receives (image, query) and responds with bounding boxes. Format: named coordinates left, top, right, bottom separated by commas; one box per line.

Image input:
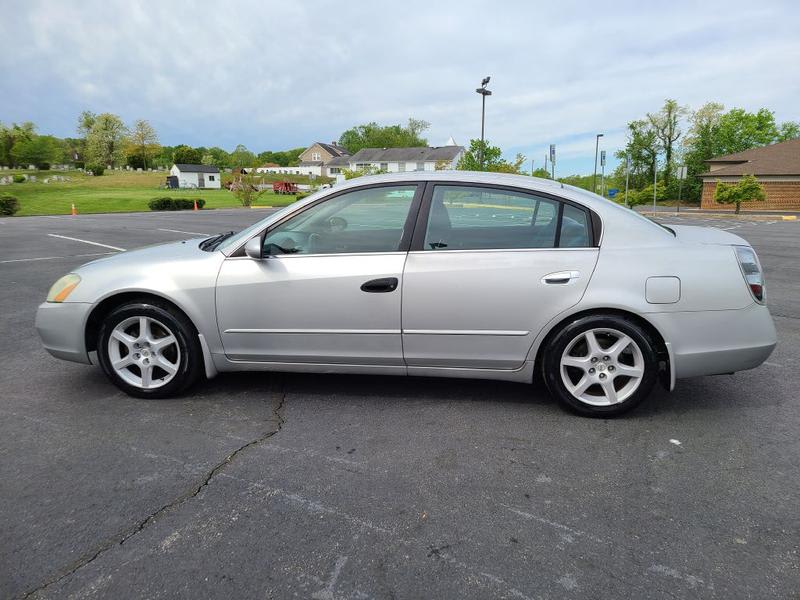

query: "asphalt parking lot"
left=1, top=209, right=798, bottom=599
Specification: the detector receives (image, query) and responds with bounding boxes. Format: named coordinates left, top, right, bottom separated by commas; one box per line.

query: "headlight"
left=46, top=274, right=82, bottom=303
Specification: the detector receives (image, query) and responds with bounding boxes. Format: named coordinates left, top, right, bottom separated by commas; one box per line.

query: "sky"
left=1, top=0, right=798, bottom=175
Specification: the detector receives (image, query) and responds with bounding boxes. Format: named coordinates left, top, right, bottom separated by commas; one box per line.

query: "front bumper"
left=35, top=302, right=94, bottom=364
left=648, top=302, right=777, bottom=379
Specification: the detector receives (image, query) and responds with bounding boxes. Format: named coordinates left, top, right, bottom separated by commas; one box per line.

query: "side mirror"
left=244, top=236, right=263, bottom=260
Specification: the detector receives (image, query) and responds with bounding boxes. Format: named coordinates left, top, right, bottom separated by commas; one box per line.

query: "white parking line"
left=47, top=234, right=125, bottom=252
left=1, top=251, right=117, bottom=264
left=157, top=228, right=210, bottom=236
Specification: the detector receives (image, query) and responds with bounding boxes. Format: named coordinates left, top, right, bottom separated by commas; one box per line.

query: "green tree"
left=0, top=122, right=36, bottom=167
left=230, top=144, right=256, bottom=168
left=172, top=145, right=202, bottom=164
left=647, top=99, right=687, bottom=187
left=778, top=121, right=800, bottom=141
left=456, top=139, right=502, bottom=171
left=85, top=113, right=128, bottom=168
left=615, top=119, right=660, bottom=190
left=11, top=135, right=60, bottom=169
left=230, top=171, right=267, bottom=207
left=338, top=118, right=429, bottom=154
left=127, top=119, right=160, bottom=170
left=531, top=167, right=552, bottom=179
left=713, top=174, right=766, bottom=214
left=203, top=146, right=231, bottom=168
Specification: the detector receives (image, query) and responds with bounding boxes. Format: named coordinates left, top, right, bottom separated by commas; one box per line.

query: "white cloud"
left=0, top=0, right=797, bottom=173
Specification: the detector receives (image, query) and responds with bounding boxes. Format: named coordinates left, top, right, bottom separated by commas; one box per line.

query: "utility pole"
left=600, top=150, right=606, bottom=197
left=653, top=158, right=658, bottom=215
left=624, top=154, right=630, bottom=208
left=676, top=165, right=686, bottom=213
left=550, top=144, right=556, bottom=180
left=593, top=133, right=604, bottom=193
left=475, top=77, right=491, bottom=170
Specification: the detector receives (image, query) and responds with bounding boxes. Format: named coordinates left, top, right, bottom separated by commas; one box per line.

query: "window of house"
left=398, top=163, right=406, bottom=172
left=423, top=185, right=589, bottom=251
left=380, top=163, right=388, bottom=171
left=208, top=175, right=215, bottom=181
left=416, top=162, right=425, bottom=171
left=263, top=185, right=418, bottom=255
left=311, top=152, right=321, bottom=161
left=329, top=167, right=340, bottom=174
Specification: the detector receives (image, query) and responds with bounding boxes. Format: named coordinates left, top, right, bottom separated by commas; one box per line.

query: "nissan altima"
left=36, top=172, right=776, bottom=416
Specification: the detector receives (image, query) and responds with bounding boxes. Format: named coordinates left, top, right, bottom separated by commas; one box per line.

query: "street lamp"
left=592, top=133, right=604, bottom=193
left=475, top=76, right=492, bottom=170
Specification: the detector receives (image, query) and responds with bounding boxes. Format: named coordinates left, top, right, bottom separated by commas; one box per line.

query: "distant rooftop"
left=172, top=163, right=220, bottom=173
left=349, top=146, right=464, bottom=163
left=700, top=139, right=800, bottom=177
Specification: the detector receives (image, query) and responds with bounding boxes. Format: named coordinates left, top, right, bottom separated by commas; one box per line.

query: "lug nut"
left=608, top=365, right=615, bottom=372
left=588, top=368, right=595, bottom=374
left=143, top=358, right=149, bottom=364
left=603, top=355, right=610, bottom=361
left=133, top=353, right=140, bottom=359
left=591, top=357, right=598, bottom=363
left=599, top=373, right=606, bottom=379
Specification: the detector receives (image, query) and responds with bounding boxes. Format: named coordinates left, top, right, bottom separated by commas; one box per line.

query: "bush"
left=148, top=197, right=205, bottom=211
left=86, top=164, right=105, bottom=176
left=38, top=163, right=51, bottom=171
left=74, top=161, right=85, bottom=169
left=626, top=182, right=666, bottom=208
left=714, top=174, right=765, bottom=214
left=12, top=174, right=26, bottom=183
left=295, top=192, right=310, bottom=201
left=0, top=195, right=20, bottom=216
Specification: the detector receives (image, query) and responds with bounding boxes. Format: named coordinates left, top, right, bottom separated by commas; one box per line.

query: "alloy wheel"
left=559, top=327, right=644, bottom=406
left=107, top=316, right=181, bottom=390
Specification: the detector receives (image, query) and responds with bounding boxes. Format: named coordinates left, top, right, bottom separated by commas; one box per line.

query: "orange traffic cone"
left=71, top=203, right=77, bottom=216
left=193, top=198, right=198, bottom=211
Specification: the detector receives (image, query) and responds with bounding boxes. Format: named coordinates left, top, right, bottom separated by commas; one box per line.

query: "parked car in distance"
left=36, top=172, right=776, bottom=416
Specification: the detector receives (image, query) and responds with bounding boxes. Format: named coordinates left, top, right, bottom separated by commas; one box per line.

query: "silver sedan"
left=36, top=172, right=776, bottom=416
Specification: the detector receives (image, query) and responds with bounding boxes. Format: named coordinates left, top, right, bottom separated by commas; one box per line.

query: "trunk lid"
left=668, top=224, right=748, bottom=246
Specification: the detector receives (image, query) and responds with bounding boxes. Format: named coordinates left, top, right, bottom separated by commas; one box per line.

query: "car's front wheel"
left=542, top=315, right=659, bottom=417
left=97, top=300, right=202, bottom=398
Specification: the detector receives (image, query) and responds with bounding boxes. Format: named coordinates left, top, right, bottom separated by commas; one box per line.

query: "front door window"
left=263, top=185, right=418, bottom=255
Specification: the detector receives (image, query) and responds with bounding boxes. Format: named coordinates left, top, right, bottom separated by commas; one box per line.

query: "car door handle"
left=360, top=277, right=399, bottom=293
left=542, top=271, right=580, bottom=285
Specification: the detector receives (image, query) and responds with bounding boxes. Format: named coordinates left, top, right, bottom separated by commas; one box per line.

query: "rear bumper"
left=648, top=303, right=777, bottom=379
left=35, top=302, right=93, bottom=364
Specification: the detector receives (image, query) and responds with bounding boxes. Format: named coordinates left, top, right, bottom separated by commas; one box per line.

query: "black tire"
left=542, top=314, right=659, bottom=417
left=97, top=299, right=203, bottom=399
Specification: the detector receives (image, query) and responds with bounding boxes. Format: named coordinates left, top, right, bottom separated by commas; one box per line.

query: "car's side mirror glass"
left=244, top=236, right=263, bottom=260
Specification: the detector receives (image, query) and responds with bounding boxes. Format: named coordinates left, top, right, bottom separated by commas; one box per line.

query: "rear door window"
left=422, top=185, right=591, bottom=250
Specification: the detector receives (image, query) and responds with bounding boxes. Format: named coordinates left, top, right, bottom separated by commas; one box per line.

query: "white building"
left=256, top=142, right=351, bottom=178
left=345, top=143, right=464, bottom=174
left=169, top=164, right=222, bottom=189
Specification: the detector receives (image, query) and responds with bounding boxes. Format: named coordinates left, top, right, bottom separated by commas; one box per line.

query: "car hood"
left=669, top=224, right=749, bottom=246
left=77, top=238, right=208, bottom=271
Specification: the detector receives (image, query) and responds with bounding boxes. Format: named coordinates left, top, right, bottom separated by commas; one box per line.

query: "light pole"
left=592, top=133, right=604, bottom=193
left=476, top=76, right=491, bottom=170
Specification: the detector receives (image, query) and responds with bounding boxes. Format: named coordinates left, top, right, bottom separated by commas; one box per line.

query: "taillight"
left=735, top=246, right=765, bottom=303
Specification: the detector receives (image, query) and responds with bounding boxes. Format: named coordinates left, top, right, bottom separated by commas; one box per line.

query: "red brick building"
left=700, top=138, right=800, bottom=210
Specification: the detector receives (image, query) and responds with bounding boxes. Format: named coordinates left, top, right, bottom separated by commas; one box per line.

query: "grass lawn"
left=1, top=169, right=302, bottom=216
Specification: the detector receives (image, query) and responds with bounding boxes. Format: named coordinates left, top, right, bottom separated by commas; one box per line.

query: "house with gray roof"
left=257, top=142, right=351, bottom=178
left=169, top=164, right=221, bottom=189
left=347, top=143, right=464, bottom=174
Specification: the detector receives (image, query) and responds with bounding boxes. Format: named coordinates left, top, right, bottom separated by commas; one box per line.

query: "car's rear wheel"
left=542, top=315, right=659, bottom=417
left=97, top=300, right=202, bottom=398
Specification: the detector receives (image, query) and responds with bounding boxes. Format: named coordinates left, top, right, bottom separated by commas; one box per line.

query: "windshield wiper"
left=200, top=231, right=235, bottom=251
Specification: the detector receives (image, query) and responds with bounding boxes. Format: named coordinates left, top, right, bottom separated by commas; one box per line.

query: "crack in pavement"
left=17, top=377, right=287, bottom=600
